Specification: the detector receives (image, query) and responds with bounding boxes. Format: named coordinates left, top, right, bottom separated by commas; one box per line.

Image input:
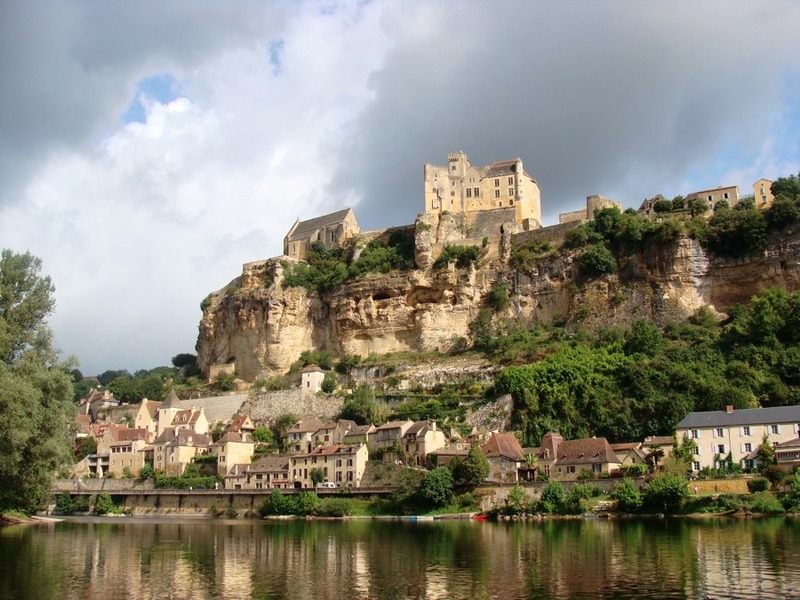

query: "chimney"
left=726, top=405, right=734, bottom=414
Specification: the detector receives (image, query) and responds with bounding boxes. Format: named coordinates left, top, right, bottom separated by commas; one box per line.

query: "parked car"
left=318, top=481, right=337, bottom=488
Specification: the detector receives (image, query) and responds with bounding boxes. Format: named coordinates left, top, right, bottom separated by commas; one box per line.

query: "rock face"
left=196, top=226, right=800, bottom=382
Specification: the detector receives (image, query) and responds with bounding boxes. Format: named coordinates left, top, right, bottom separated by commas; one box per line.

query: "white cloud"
left=1, top=0, right=799, bottom=375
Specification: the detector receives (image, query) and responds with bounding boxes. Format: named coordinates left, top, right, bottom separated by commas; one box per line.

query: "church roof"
left=287, top=208, right=354, bottom=241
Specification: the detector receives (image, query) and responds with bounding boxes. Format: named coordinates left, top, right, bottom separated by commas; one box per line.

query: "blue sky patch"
left=122, top=73, right=179, bottom=124
left=269, top=39, right=285, bottom=76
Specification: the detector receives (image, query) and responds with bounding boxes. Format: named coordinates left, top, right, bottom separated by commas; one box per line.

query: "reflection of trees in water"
left=4, top=518, right=800, bottom=598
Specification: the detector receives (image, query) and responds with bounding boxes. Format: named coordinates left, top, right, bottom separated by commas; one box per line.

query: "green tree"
left=339, top=384, right=382, bottom=425
left=310, top=467, right=325, bottom=486
left=771, top=173, right=800, bottom=202
left=0, top=250, right=75, bottom=513
left=538, top=481, right=566, bottom=514
left=321, top=371, right=337, bottom=394
left=418, top=467, right=454, bottom=507
left=453, top=444, right=490, bottom=488
left=611, top=478, right=643, bottom=513
left=643, top=473, right=688, bottom=513
left=271, top=413, right=297, bottom=452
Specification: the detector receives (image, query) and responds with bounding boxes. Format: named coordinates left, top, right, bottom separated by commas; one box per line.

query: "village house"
left=283, top=208, right=360, bottom=261
left=675, top=405, right=800, bottom=471
left=774, top=437, right=800, bottom=470
left=342, top=424, right=375, bottom=445
left=610, top=442, right=647, bottom=467
left=753, top=178, right=775, bottom=209
left=225, top=455, right=293, bottom=491
left=367, top=420, right=414, bottom=455
left=212, top=431, right=255, bottom=477
left=227, top=414, right=255, bottom=435
left=312, top=420, right=355, bottom=448
left=482, top=432, right=525, bottom=483
left=536, top=432, right=621, bottom=481
left=685, top=185, right=739, bottom=211
left=424, top=151, right=542, bottom=229
left=403, top=420, right=446, bottom=466
left=152, top=428, right=212, bottom=476
left=135, top=398, right=161, bottom=437
left=107, top=428, right=150, bottom=478
left=301, top=365, right=326, bottom=394
left=287, top=418, right=327, bottom=454
left=290, top=443, right=369, bottom=488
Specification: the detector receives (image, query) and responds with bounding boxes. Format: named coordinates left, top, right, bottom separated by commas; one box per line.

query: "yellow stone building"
left=424, top=151, right=542, bottom=229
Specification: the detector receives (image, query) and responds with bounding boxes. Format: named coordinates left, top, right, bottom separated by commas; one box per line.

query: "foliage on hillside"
left=282, top=231, right=416, bottom=294
left=492, top=288, right=800, bottom=446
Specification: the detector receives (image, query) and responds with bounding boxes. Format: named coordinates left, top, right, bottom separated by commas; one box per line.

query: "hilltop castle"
left=423, top=151, right=542, bottom=230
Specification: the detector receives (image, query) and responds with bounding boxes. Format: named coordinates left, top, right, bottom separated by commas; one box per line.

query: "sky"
left=1, top=1, right=799, bottom=376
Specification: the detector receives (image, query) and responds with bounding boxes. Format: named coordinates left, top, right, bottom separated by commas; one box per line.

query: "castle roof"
left=162, top=389, right=182, bottom=409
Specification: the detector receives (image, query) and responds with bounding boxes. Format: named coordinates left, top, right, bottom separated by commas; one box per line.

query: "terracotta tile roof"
left=114, top=427, right=149, bottom=442
left=483, top=433, right=524, bottom=461
left=610, top=442, right=641, bottom=451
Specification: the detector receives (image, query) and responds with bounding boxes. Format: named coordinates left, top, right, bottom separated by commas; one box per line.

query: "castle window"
left=509, top=199, right=514, bottom=205
left=466, top=188, right=472, bottom=198
left=723, top=192, right=729, bottom=199
left=508, top=188, right=514, bottom=196
left=494, top=179, right=500, bottom=187
left=451, top=191, right=455, bottom=196
left=494, top=189, right=500, bottom=198
left=508, top=176, right=513, bottom=185
left=473, top=187, right=479, bottom=197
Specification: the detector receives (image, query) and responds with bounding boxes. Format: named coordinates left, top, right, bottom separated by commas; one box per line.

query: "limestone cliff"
left=196, top=218, right=800, bottom=382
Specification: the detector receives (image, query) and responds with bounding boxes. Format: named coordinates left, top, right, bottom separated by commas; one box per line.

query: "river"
left=2, top=516, right=799, bottom=599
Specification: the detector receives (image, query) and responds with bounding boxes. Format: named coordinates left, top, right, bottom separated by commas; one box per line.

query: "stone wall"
left=240, top=388, right=344, bottom=423
left=511, top=220, right=581, bottom=248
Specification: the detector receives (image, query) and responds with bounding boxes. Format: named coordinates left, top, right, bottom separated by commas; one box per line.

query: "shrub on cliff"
left=578, top=244, right=617, bottom=277
left=433, top=245, right=480, bottom=269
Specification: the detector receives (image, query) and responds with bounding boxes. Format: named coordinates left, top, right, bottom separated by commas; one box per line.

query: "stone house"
left=171, top=408, right=209, bottom=436
left=287, top=418, right=327, bottom=454
left=424, top=151, right=542, bottom=229
left=107, top=428, right=150, bottom=478
left=301, top=365, right=325, bottom=394
left=403, top=420, right=446, bottom=466
left=290, top=443, right=369, bottom=488
left=535, top=432, right=620, bottom=480
left=228, top=414, right=255, bottom=435
left=753, top=178, right=775, bottom=209
left=367, top=420, right=414, bottom=454
left=312, top=420, right=354, bottom=448
left=343, top=424, right=375, bottom=445
left=213, top=431, right=255, bottom=477
left=482, top=433, right=524, bottom=483
left=152, top=428, right=212, bottom=477
left=283, top=208, right=360, bottom=261
left=610, top=442, right=647, bottom=467
left=774, top=437, right=800, bottom=470
left=675, top=405, right=800, bottom=471
left=686, top=185, right=739, bottom=211
left=135, top=398, right=161, bottom=437
left=225, top=455, right=292, bottom=491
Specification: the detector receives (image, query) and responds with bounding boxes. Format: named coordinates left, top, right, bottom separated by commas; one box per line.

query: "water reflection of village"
left=12, top=518, right=800, bottom=599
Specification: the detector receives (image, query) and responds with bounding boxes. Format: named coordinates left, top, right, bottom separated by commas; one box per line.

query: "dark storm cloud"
left=0, top=0, right=281, bottom=207
left=328, top=1, right=800, bottom=229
